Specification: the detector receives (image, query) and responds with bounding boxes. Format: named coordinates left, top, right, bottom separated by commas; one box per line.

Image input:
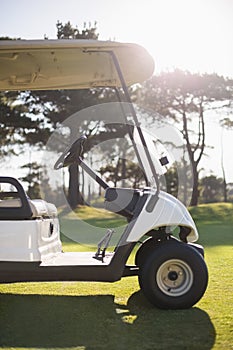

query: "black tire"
left=135, top=238, right=158, bottom=267
left=138, top=239, right=208, bottom=309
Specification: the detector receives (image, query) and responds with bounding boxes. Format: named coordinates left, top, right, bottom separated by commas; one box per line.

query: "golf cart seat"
left=0, top=176, right=57, bottom=220
left=0, top=198, right=56, bottom=218
left=29, top=199, right=57, bottom=218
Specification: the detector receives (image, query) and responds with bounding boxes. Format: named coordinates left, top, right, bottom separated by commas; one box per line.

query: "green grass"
left=0, top=203, right=232, bottom=349
left=189, top=202, right=233, bottom=225
left=59, top=205, right=126, bottom=249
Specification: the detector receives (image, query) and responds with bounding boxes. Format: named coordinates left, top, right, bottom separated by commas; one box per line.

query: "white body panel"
left=0, top=217, right=62, bottom=262
left=126, top=191, right=198, bottom=243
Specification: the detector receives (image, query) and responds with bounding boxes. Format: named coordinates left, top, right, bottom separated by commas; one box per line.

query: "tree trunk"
left=114, top=158, right=120, bottom=187
left=182, top=103, right=205, bottom=207
left=121, top=157, right=126, bottom=188
left=222, top=178, right=228, bottom=203
left=68, top=164, right=84, bottom=209
left=81, top=167, right=85, bottom=198
left=87, top=179, right=91, bottom=204
left=182, top=156, right=188, bottom=205
left=221, top=128, right=228, bottom=202
left=183, top=170, right=188, bottom=205
left=190, top=166, right=199, bottom=206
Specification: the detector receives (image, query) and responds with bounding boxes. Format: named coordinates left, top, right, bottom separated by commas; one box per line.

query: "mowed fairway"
left=0, top=203, right=232, bottom=350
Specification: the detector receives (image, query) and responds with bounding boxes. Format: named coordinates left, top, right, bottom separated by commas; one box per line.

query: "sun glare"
left=118, top=0, right=232, bottom=75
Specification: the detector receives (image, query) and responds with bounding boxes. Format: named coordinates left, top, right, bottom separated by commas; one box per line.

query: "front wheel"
left=138, top=239, right=208, bottom=309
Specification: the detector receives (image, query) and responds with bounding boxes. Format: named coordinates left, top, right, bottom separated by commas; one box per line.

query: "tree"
left=139, top=70, right=233, bottom=205
left=23, top=21, right=133, bottom=208
left=20, top=21, right=102, bottom=207
left=20, top=161, right=64, bottom=204
left=0, top=37, right=52, bottom=160
left=100, top=157, right=145, bottom=189
left=0, top=91, right=50, bottom=159
left=227, top=183, right=233, bottom=202
left=56, top=21, right=98, bottom=40
left=220, top=117, right=233, bottom=202
left=220, top=117, right=233, bottom=129
left=20, top=162, right=42, bottom=199
left=200, top=175, right=223, bottom=203
left=163, top=167, right=178, bottom=198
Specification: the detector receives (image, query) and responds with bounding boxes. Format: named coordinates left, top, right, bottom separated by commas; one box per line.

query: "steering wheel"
left=54, top=135, right=87, bottom=170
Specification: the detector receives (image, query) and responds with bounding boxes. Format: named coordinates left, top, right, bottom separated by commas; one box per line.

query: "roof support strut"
left=110, top=51, right=160, bottom=193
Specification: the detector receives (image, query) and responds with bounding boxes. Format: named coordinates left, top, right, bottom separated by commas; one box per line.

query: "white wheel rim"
left=156, top=259, right=193, bottom=297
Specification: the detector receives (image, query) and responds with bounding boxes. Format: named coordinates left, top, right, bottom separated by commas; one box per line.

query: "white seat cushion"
left=0, top=198, right=57, bottom=218
left=29, top=199, right=57, bottom=217
left=0, top=198, right=21, bottom=207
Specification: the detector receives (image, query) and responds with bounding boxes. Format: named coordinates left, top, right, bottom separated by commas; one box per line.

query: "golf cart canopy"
left=0, top=39, right=154, bottom=91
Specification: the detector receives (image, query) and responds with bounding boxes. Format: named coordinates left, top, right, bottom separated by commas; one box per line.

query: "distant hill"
left=189, top=203, right=233, bottom=224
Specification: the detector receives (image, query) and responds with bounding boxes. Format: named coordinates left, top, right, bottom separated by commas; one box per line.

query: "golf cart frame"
left=0, top=40, right=208, bottom=309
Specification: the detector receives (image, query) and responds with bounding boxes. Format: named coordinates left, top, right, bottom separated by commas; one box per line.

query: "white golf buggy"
left=0, top=40, right=208, bottom=309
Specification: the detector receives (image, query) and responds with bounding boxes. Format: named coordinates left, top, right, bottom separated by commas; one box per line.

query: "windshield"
left=38, top=101, right=193, bottom=245
left=132, top=125, right=172, bottom=187
left=41, top=101, right=193, bottom=204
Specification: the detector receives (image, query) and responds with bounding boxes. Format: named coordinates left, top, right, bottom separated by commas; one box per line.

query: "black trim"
left=116, top=192, right=149, bottom=247
left=0, top=262, right=116, bottom=283
left=122, top=265, right=139, bottom=277
left=104, top=187, right=140, bottom=219
left=0, top=243, right=137, bottom=283
left=145, top=194, right=159, bottom=212
left=78, top=157, right=109, bottom=190
left=0, top=177, right=33, bottom=220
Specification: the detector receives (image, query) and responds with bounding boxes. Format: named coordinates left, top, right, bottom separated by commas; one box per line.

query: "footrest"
left=94, top=229, right=115, bottom=262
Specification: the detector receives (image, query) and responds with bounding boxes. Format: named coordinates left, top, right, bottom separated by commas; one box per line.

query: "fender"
left=126, top=191, right=198, bottom=243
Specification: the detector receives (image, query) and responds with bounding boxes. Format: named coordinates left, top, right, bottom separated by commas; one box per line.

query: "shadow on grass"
left=0, top=291, right=215, bottom=350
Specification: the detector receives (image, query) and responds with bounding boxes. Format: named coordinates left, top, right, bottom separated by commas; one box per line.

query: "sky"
left=1, top=0, right=233, bottom=182
left=1, top=0, right=233, bottom=76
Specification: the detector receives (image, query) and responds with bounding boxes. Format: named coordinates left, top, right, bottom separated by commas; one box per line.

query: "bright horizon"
left=1, top=0, right=233, bottom=182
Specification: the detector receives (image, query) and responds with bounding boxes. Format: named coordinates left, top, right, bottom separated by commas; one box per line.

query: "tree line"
left=0, top=21, right=233, bottom=207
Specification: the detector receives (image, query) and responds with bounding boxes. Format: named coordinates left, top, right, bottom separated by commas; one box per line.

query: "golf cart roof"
left=0, top=39, right=154, bottom=91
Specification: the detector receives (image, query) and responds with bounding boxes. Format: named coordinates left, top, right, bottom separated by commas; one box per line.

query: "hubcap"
left=156, top=259, right=193, bottom=297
